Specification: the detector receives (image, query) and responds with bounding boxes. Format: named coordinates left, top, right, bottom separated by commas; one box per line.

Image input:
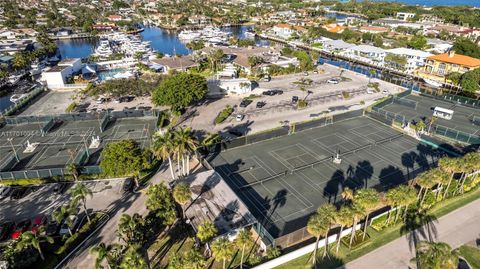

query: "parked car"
left=256, top=101, right=266, bottom=108
left=44, top=220, right=60, bottom=236
left=303, top=71, right=309, bottom=76
left=292, top=96, right=299, bottom=104
left=0, top=186, right=12, bottom=200
left=96, top=97, right=107, bottom=104
left=272, top=89, right=283, bottom=95
left=59, top=215, right=79, bottom=236
left=10, top=187, right=28, bottom=200
left=53, top=183, right=68, bottom=194
left=239, top=99, right=252, bottom=108
left=327, top=79, right=339, bottom=84
left=30, top=214, right=47, bottom=234
left=236, top=114, right=245, bottom=122
left=228, top=130, right=243, bottom=137
left=262, top=90, right=274, bottom=96
left=11, top=219, right=31, bottom=239
left=313, top=70, right=319, bottom=74
left=0, top=221, right=14, bottom=240
left=262, top=75, right=271, bottom=82
left=122, top=178, right=134, bottom=192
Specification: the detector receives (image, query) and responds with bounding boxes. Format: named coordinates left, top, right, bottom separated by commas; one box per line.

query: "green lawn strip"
left=459, top=245, right=480, bottom=269
left=277, top=187, right=480, bottom=269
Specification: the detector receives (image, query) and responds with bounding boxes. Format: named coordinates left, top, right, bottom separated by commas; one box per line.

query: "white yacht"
left=10, top=93, right=28, bottom=103
left=93, top=39, right=114, bottom=58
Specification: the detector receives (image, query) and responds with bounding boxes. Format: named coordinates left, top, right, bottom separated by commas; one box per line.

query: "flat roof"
left=209, top=116, right=446, bottom=239
left=45, top=65, right=69, bottom=72
left=183, top=170, right=257, bottom=235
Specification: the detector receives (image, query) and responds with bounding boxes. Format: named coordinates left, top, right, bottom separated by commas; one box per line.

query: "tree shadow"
left=312, top=253, right=345, bottom=269
left=323, top=170, right=344, bottom=204
left=378, top=165, right=406, bottom=192
left=400, top=208, right=438, bottom=254
left=354, top=160, right=373, bottom=188
left=401, top=152, right=417, bottom=181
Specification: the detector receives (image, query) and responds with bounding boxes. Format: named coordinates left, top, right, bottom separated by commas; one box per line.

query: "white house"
left=41, top=58, right=82, bottom=88
left=0, top=30, right=17, bottom=39
left=396, top=12, right=416, bottom=21
left=426, top=39, right=453, bottom=54
left=345, top=45, right=386, bottom=63
left=385, top=48, right=432, bottom=73
left=207, top=78, right=253, bottom=95
left=271, top=24, right=305, bottom=39
left=323, top=39, right=355, bottom=52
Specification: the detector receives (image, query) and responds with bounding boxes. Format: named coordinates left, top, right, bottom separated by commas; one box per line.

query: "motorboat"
left=10, top=93, right=28, bottom=103
left=423, top=78, right=443, bottom=88
left=244, top=29, right=256, bottom=39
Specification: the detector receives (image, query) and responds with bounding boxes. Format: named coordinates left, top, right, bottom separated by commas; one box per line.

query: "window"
left=438, top=63, right=446, bottom=75
left=463, top=67, right=470, bottom=73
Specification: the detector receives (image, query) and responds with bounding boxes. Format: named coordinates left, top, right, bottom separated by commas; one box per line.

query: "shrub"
left=368, top=82, right=380, bottom=92
left=370, top=213, right=389, bottom=231
left=65, top=102, right=77, bottom=112
left=360, top=100, right=365, bottom=105
left=247, top=253, right=263, bottom=266
left=342, top=91, right=351, bottom=99
left=214, top=105, right=233, bottom=124
left=297, top=100, right=308, bottom=109
left=266, top=246, right=281, bottom=259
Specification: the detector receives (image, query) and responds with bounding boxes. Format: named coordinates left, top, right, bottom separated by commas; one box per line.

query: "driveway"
left=341, top=198, right=480, bottom=269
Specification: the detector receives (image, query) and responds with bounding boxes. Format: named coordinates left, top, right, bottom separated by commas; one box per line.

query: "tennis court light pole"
left=7, top=138, right=19, bottom=162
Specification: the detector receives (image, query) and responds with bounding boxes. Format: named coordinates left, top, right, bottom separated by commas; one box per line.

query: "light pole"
left=7, top=138, right=19, bottom=162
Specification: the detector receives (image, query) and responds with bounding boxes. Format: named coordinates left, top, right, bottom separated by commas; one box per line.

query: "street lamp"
left=7, top=138, right=19, bottom=162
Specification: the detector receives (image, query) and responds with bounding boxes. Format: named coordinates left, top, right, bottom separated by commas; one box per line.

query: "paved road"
left=342, top=198, right=480, bottom=269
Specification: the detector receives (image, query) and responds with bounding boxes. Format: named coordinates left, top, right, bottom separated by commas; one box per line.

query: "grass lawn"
left=459, top=245, right=480, bottom=269
left=276, top=187, right=480, bottom=269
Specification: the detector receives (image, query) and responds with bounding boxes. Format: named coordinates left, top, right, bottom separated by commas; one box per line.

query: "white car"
left=59, top=215, right=79, bottom=236
left=327, top=79, right=339, bottom=84
left=236, top=114, right=245, bottom=122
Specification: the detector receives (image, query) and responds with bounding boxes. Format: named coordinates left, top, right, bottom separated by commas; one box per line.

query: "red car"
left=30, top=214, right=47, bottom=234
left=11, top=219, right=31, bottom=239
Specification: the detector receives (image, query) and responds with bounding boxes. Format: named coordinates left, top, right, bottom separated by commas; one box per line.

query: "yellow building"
left=417, top=51, right=480, bottom=82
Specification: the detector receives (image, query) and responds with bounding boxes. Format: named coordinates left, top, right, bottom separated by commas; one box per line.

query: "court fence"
left=414, top=88, right=480, bottom=109
left=0, top=165, right=101, bottom=180
left=203, top=109, right=364, bottom=154
left=2, top=109, right=160, bottom=125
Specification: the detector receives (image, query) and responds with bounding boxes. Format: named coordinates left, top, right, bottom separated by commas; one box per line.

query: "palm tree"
left=184, top=249, right=207, bottom=269
left=412, top=241, right=458, bottom=269
left=348, top=204, right=365, bottom=249
left=65, top=163, right=79, bottom=181
left=235, top=229, right=253, bottom=269
left=196, top=221, right=217, bottom=243
left=16, top=231, right=54, bottom=260
left=120, top=244, right=148, bottom=269
left=118, top=213, right=145, bottom=244
left=306, top=210, right=331, bottom=268
left=68, top=183, right=93, bottom=223
left=53, top=205, right=76, bottom=236
left=334, top=206, right=354, bottom=254
left=151, top=131, right=176, bottom=180
left=173, top=182, right=191, bottom=219
left=341, top=187, right=354, bottom=204
left=173, top=128, right=198, bottom=176
left=316, top=204, right=336, bottom=258
left=428, top=169, right=449, bottom=200
left=211, top=237, right=235, bottom=269
left=438, top=157, right=459, bottom=199
left=91, top=243, right=113, bottom=269
left=455, top=152, right=480, bottom=195
left=416, top=171, right=437, bottom=207
left=396, top=185, right=418, bottom=222
left=354, top=188, right=380, bottom=241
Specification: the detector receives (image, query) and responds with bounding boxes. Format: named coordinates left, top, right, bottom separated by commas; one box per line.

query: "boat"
left=30, top=62, right=47, bottom=76
left=178, top=26, right=230, bottom=44
left=423, top=78, right=443, bottom=88
left=244, top=29, right=256, bottom=39
left=10, top=93, right=28, bottom=103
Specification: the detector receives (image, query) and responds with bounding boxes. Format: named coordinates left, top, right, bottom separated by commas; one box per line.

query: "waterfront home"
left=0, top=39, right=34, bottom=55
left=188, top=15, right=211, bottom=25
left=49, top=27, right=73, bottom=37
left=271, top=24, right=306, bottom=39
left=385, top=48, right=432, bottom=73
left=208, top=77, right=253, bottom=95
left=107, top=15, right=123, bottom=22
left=0, top=29, right=17, bottom=39
left=359, top=26, right=389, bottom=34
left=151, top=56, right=199, bottom=74
left=322, top=24, right=346, bottom=34
left=396, top=12, right=416, bottom=21
left=344, top=45, right=386, bottom=64
left=426, top=38, right=453, bottom=54
left=41, top=58, right=82, bottom=89
left=322, top=39, right=355, bottom=52
left=417, top=51, right=480, bottom=82
left=373, top=18, right=423, bottom=30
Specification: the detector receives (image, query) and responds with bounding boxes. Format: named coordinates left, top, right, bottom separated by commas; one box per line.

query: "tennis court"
left=209, top=116, right=445, bottom=239
left=380, top=94, right=480, bottom=136
left=0, top=117, right=155, bottom=171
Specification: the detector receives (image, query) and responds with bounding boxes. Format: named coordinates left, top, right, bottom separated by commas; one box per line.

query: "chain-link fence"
left=0, top=165, right=101, bottom=180
left=431, top=124, right=480, bottom=145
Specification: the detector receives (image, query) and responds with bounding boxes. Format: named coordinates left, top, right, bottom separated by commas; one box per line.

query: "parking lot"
left=20, top=90, right=76, bottom=116
left=184, top=65, right=403, bottom=136
left=0, top=179, right=130, bottom=240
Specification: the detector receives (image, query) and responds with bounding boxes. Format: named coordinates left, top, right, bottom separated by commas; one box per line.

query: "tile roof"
left=428, top=53, right=480, bottom=67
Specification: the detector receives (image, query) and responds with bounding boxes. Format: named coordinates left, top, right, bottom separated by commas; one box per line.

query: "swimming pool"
left=96, top=68, right=127, bottom=81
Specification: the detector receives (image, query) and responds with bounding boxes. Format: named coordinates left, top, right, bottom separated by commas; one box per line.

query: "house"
left=93, top=23, right=117, bottom=31
left=396, top=12, right=416, bottom=21
left=373, top=18, right=423, bottom=30
left=385, top=48, right=432, bottom=73
left=208, top=78, right=253, bottom=95
left=151, top=55, right=199, bottom=74
left=323, top=39, right=355, bottom=52
left=322, top=24, right=346, bottom=34
left=272, top=24, right=305, bottom=39
left=0, top=39, right=34, bottom=55
left=41, top=58, right=82, bottom=88
left=182, top=170, right=257, bottom=240
left=0, top=30, right=17, bottom=39
left=345, top=45, right=386, bottom=63
left=0, top=55, right=13, bottom=68
left=426, top=38, right=453, bottom=54
left=188, top=15, right=211, bottom=25
left=359, top=26, right=389, bottom=34
left=107, top=15, right=123, bottom=22
left=417, top=51, right=480, bottom=82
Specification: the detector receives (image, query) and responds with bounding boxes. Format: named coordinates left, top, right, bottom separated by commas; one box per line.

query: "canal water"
left=56, top=25, right=267, bottom=59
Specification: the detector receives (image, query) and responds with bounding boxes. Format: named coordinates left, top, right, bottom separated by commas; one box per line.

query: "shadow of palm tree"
left=312, top=253, right=345, bottom=269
